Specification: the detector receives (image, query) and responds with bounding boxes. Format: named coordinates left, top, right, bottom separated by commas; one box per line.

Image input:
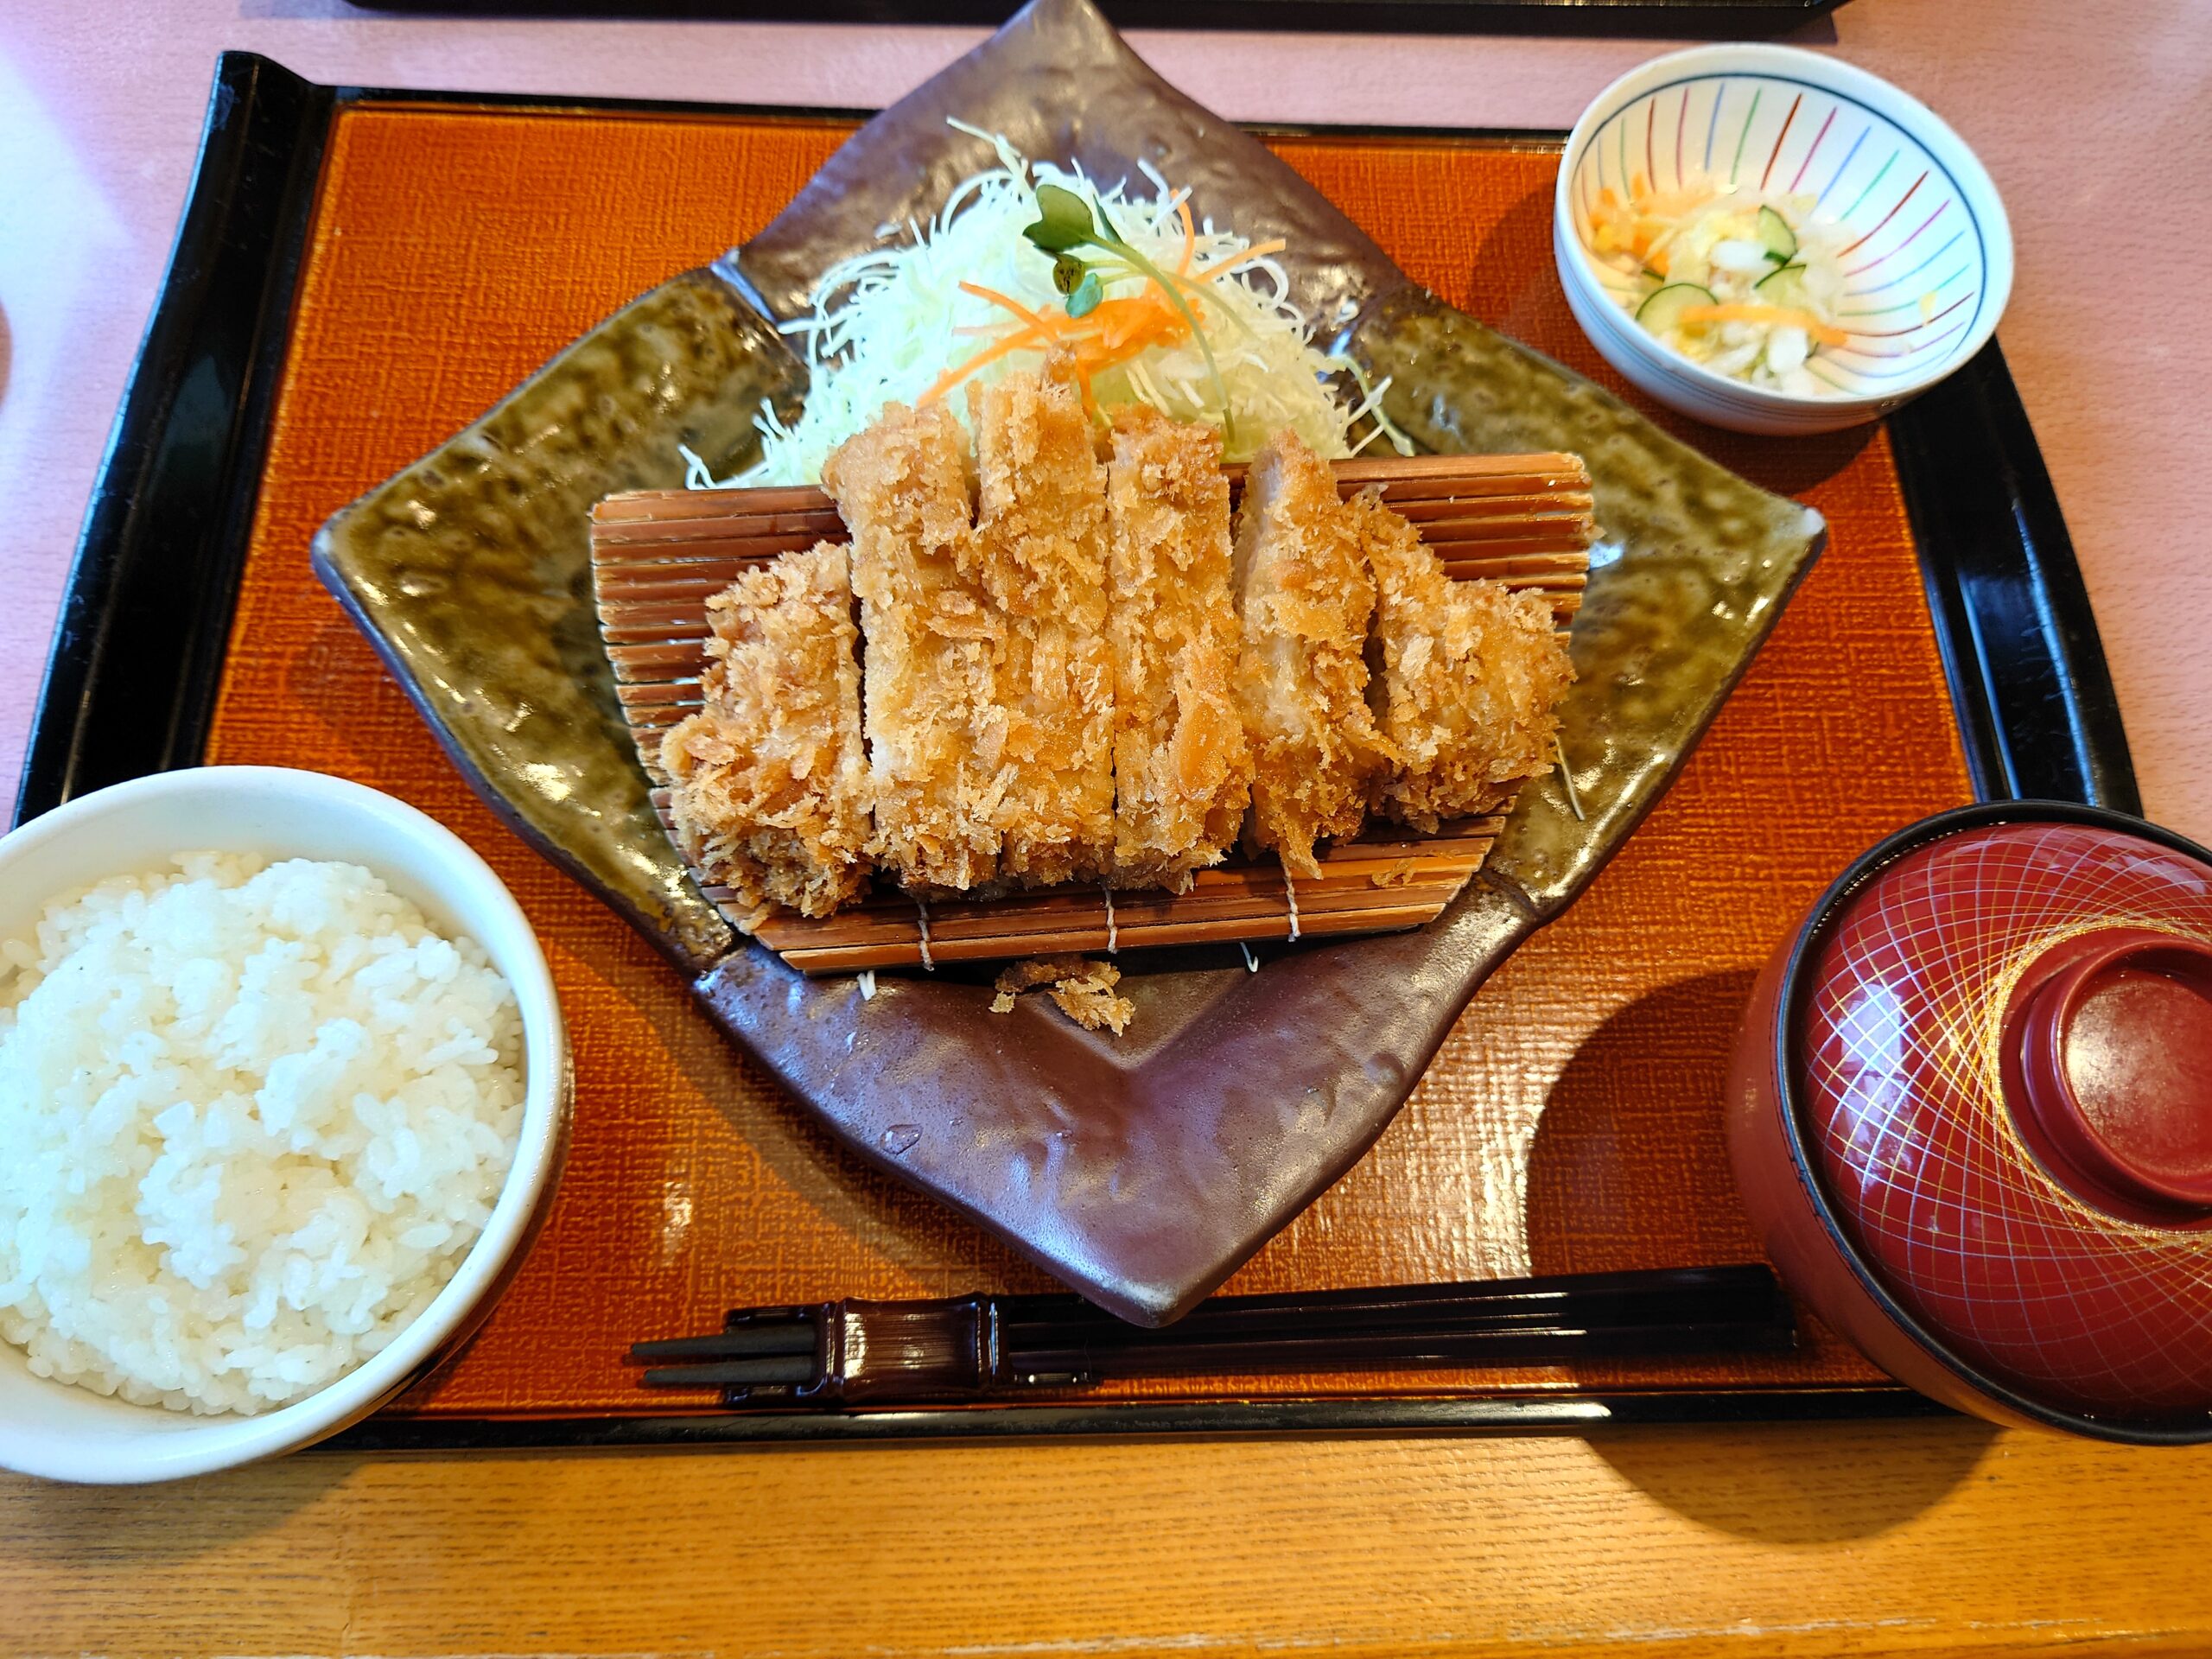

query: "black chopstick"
left=627, top=1264, right=1792, bottom=1408
left=995, top=1266, right=1780, bottom=1350
left=630, top=1325, right=815, bottom=1363
left=639, top=1355, right=818, bottom=1389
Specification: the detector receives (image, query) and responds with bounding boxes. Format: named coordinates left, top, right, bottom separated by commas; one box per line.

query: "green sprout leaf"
left=1018, top=181, right=1234, bottom=442
left=1023, top=183, right=1098, bottom=254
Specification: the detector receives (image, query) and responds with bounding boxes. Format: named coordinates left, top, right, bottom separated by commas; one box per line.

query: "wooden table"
left=11, top=1422, right=2212, bottom=1653
left=5, top=0, right=2212, bottom=1652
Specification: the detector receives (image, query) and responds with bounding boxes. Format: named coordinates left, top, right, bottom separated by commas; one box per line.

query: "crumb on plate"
left=988, top=955, right=1135, bottom=1034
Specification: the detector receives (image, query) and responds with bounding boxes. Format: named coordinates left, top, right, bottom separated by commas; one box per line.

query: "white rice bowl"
left=0, top=852, right=524, bottom=1416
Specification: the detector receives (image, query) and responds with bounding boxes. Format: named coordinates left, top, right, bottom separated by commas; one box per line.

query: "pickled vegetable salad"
left=1587, top=179, right=1848, bottom=396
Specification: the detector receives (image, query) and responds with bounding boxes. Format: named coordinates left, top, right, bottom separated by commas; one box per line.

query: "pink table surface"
left=2, top=0, right=2208, bottom=840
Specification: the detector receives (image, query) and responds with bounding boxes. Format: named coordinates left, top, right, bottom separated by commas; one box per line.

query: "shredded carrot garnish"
left=958, top=281, right=1057, bottom=333
left=1194, top=238, right=1287, bottom=282
left=919, top=322, right=1054, bottom=404
left=925, top=235, right=1269, bottom=410
left=1678, top=302, right=1848, bottom=346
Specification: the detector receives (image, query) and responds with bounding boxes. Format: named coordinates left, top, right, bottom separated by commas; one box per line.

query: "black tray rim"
left=344, top=0, right=1849, bottom=41
left=10, top=51, right=2139, bottom=1446
left=326, top=1384, right=1947, bottom=1454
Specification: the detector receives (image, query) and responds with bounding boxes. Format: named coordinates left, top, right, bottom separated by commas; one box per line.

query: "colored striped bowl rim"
left=1555, top=45, right=2012, bottom=415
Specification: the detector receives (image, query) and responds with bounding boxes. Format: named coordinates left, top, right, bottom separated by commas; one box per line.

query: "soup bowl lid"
left=1783, top=801, right=2212, bottom=1436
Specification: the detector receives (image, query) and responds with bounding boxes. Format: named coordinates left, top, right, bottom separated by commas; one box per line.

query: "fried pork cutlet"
left=967, top=353, right=1116, bottom=887
left=988, top=955, right=1135, bottom=1035
left=1103, top=406, right=1252, bottom=891
left=1230, top=430, right=1396, bottom=880
left=1358, top=493, right=1576, bottom=831
left=821, top=399, right=1001, bottom=894
left=660, top=540, right=873, bottom=926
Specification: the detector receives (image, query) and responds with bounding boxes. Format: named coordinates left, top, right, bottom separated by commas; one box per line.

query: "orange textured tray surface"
left=206, top=104, right=1973, bottom=1416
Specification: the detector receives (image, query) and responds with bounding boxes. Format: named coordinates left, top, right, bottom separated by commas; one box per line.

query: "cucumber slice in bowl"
left=1634, top=283, right=1717, bottom=335
left=1755, top=262, right=1811, bottom=310
left=1756, top=206, right=1797, bottom=264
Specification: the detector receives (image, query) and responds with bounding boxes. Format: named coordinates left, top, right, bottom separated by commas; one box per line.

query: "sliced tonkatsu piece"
left=1230, top=429, right=1396, bottom=880
left=660, top=540, right=873, bottom=926
left=821, top=398, right=1001, bottom=894
left=966, top=350, right=1116, bottom=888
left=1103, top=405, right=1251, bottom=892
left=1359, top=494, right=1575, bottom=831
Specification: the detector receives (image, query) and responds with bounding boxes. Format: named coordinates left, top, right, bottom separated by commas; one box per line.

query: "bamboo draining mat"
left=590, top=453, right=1594, bottom=971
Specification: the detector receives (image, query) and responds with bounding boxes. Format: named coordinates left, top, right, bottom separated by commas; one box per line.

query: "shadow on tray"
left=1528, top=970, right=2001, bottom=1539
left=1525, top=969, right=1766, bottom=1278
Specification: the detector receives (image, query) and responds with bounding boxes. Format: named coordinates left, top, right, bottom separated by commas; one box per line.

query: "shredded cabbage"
left=700, top=124, right=1409, bottom=487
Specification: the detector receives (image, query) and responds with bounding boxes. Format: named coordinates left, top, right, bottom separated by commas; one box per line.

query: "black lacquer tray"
left=10, top=41, right=2133, bottom=1447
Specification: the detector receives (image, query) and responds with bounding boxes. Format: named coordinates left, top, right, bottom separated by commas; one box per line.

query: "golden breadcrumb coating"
left=1047, top=965, right=1134, bottom=1035
left=966, top=353, right=1116, bottom=887
left=988, top=955, right=1134, bottom=1035
left=821, top=399, right=1001, bottom=893
left=1230, top=430, right=1396, bottom=879
left=1359, top=493, right=1576, bottom=831
left=660, top=540, right=873, bottom=925
left=1103, top=406, right=1253, bottom=893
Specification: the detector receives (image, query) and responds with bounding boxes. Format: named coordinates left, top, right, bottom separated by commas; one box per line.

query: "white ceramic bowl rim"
left=0, top=766, right=568, bottom=1483
left=1554, top=42, right=2014, bottom=415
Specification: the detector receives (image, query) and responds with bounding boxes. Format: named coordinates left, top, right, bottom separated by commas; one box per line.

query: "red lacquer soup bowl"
left=1727, top=801, right=2212, bottom=1443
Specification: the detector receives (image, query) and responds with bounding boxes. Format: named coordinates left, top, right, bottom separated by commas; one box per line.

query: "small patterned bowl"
left=1727, top=802, right=2212, bottom=1443
left=1554, top=44, right=2014, bottom=435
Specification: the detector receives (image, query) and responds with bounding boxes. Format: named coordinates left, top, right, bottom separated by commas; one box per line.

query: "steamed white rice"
left=0, top=852, right=523, bottom=1415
